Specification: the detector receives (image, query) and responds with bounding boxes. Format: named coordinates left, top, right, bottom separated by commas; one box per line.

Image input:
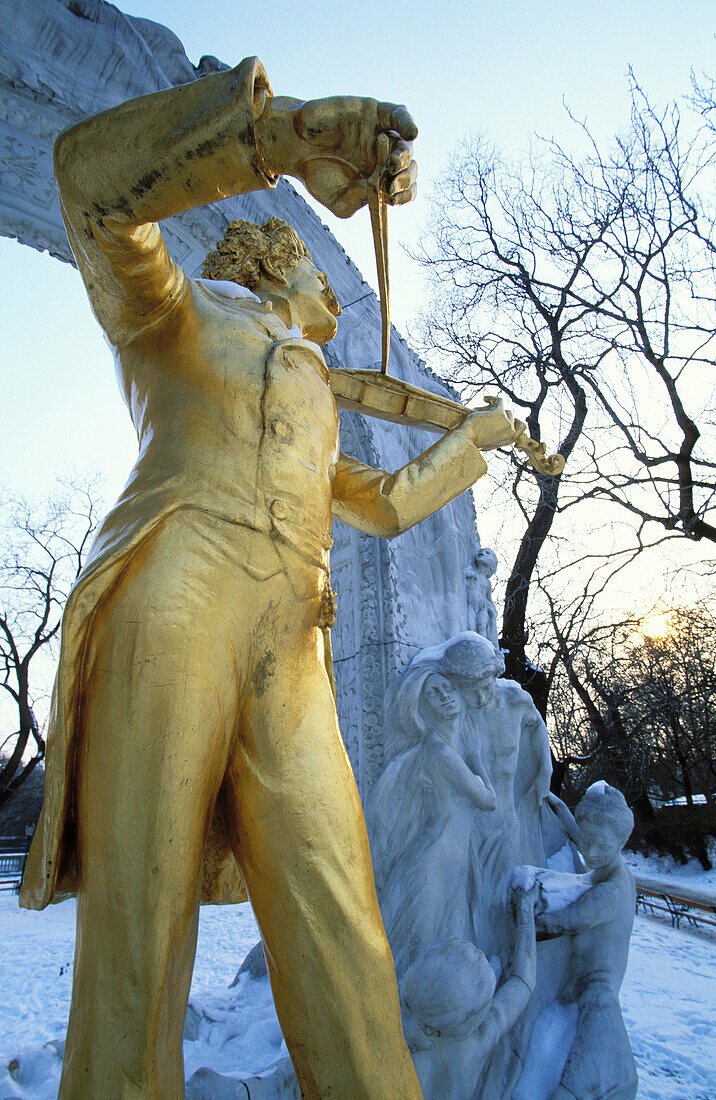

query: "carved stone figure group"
left=365, top=632, right=638, bottom=1100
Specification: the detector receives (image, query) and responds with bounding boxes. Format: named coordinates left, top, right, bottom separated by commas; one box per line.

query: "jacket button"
left=270, top=499, right=289, bottom=521
left=271, top=419, right=290, bottom=440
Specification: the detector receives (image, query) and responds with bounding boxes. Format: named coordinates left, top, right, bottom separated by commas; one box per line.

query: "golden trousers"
left=59, top=510, right=421, bottom=1099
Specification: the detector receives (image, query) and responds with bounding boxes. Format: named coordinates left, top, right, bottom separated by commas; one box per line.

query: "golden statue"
left=20, top=58, right=537, bottom=1099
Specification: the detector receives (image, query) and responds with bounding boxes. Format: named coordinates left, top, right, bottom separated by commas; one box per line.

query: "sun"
left=639, top=610, right=672, bottom=639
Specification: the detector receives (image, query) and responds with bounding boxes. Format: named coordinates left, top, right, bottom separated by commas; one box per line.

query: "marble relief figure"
left=399, top=885, right=540, bottom=1100
left=465, top=548, right=499, bottom=648
left=366, top=633, right=553, bottom=970
left=365, top=633, right=554, bottom=1099
left=517, top=784, right=639, bottom=1100
left=365, top=645, right=498, bottom=978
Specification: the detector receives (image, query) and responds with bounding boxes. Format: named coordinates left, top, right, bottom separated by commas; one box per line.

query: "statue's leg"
left=58, top=518, right=242, bottom=1100
left=221, top=572, right=422, bottom=1100
left=553, top=985, right=637, bottom=1100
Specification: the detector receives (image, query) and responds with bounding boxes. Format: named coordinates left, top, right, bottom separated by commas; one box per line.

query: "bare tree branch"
left=414, top=72, right=716, bottom=714
left=0, top=477, right=102, bottom=812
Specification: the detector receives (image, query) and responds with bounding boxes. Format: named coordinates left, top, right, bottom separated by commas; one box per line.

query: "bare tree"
left=0, top=479, right=101, bottom=812
left=624, top=608, right=716, bottom=809
left=543, top=596, right=716, bottom=866
left=416, top=73, right=716, bottom=703
left=540, top=594, right=656, bottom=816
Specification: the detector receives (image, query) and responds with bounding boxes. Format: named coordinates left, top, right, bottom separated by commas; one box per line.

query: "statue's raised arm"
left=53, top=57, right=416, bottom=342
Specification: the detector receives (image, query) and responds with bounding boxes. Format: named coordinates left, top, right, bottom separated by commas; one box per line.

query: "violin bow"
left=367, top=132, right=391, bottom=375
left=346, top=131, right=565, bottom=478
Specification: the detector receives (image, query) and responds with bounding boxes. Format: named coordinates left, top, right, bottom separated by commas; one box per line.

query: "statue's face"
left=476, top=549, right=497, bottom=576
left=577, top=820, right=622, bottom=870
left=419, top=673, right=463, bottom=726
left=474, top=673, right=497, bottom=708
left=285, top=257, right=341, bottom=344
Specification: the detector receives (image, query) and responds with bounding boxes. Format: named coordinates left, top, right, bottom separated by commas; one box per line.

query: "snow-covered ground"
left=624, top=845, right=716, bottom=900
left=1, top=851, right=714, bottom=1099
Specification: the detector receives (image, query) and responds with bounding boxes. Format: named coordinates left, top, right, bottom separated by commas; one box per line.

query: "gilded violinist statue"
left=20, top=58, right=526, bottom=1099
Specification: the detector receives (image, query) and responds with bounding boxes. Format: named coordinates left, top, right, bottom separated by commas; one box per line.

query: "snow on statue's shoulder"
left=195, top=278, right=260, bottom=301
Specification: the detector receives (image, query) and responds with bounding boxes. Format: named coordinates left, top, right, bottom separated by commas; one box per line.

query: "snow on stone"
left=408, top=631, right=496, bottom=668
left=512, top=864, right=593, bottom=912
left=1, top=850, right=715, bottom=1099
left=511, top=865, right=538, bottom=892
left=546, top=840, right=581, bottom=873
left=194, top=279, right=260, bottom=301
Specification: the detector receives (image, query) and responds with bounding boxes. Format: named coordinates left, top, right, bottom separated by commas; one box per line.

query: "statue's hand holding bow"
left=257, top=95, right=418, bottom=218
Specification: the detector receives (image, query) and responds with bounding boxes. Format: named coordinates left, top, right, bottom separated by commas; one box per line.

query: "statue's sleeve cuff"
left=240, top=56, right=279, bottom=188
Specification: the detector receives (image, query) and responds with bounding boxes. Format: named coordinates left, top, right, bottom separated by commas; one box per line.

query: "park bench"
left=634, top=874, right=716, bottom=931
left=0, top=837, right=30, bottom=893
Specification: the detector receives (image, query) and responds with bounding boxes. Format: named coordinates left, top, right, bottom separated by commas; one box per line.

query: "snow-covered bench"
left=634, top=874, right=716, bottom=931
left=0, top=839, right=29, bottom=893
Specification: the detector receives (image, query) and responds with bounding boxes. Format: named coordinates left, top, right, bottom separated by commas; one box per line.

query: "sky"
left=1, top=0, right=714, bottom=565
left=121, top=0, right=716, bottom=327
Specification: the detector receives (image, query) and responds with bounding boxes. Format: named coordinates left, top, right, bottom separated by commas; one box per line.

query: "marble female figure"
left=365, top=651, right=496, bottom=976
left=465, top=547, right=499, bottom=648
left=439, top=636, right=552, bottom=962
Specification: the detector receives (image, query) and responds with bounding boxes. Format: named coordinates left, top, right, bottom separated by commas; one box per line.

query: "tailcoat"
left=20, top=56, right=487, bottom=911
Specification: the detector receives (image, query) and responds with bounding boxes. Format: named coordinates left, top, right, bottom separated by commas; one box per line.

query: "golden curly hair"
left=201, top=216, right=312, bottom=289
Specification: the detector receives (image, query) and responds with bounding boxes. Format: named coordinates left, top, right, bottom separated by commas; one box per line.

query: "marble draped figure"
left=19, top=58, right=528, bottom=1099
left=365, top=633, right=638, bottom=1100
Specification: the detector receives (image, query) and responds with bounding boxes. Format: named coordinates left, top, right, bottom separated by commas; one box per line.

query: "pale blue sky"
left=119, top=0, right=716, bottom=318
left=1, top=0, right=714, bottom=509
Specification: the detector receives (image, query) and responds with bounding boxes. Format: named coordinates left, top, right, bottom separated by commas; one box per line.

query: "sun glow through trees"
left=638, top=610, right=673, bottom=640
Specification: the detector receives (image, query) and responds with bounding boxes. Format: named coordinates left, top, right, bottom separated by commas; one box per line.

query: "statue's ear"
left=260, top=259, right=289, bottom=287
